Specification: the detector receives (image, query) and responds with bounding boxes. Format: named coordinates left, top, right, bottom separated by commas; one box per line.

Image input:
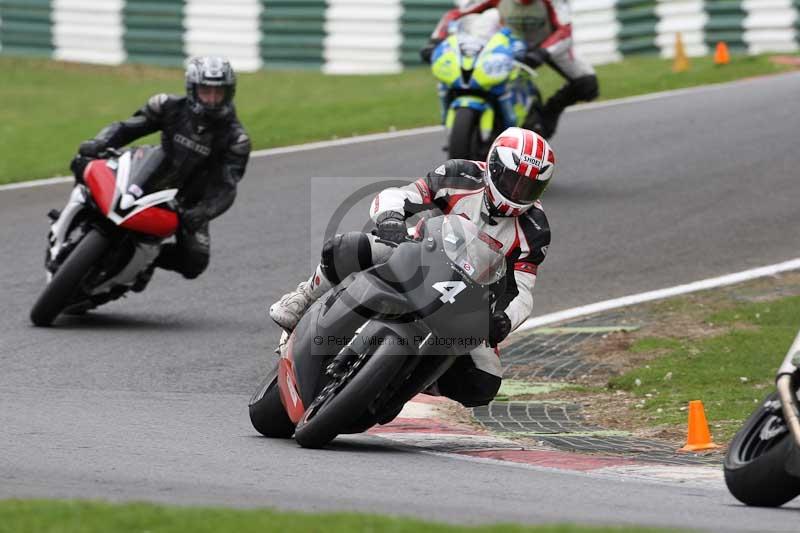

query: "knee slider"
left=438, top=369, right=501, bottom=408
left=461, top=374, right=501, bottom=407
left=572, top=75, right=599, bottom=102
left=181, top=252, right=209, bottom=280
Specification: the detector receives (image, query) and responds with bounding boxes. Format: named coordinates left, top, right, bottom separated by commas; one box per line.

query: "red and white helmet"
left=484, top=127, right=555, bottom=216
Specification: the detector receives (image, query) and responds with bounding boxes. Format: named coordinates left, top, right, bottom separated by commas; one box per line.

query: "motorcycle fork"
left=776, top=330, right=800, bottom=449
left=373, top=334, right=458, bottom=423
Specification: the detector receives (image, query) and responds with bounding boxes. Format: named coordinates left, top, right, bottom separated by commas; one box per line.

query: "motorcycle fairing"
left=432, top=35, right=462, bottom=86
left=88, top=240, right=161, bottom=295
left=84, top=150, right=179, bottom=238
left=48, top=185, right=89, bottom=272
left=278, top=333, right=307, bottom=424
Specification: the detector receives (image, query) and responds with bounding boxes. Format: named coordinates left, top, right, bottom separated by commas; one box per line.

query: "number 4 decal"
left=432, top=281, right=466, bottom=303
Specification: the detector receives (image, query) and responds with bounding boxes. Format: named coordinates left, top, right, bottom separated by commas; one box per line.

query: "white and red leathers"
left=370, top=158, right=550, bottom=332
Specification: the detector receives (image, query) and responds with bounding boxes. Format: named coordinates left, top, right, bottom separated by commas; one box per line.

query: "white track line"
left=4, top=71, right=797, bottom=193
left=518, top=258, right=800, bottom=332
left=250, top=125, right=444, bottom=157
left=0, top=176, right=73, bottom=191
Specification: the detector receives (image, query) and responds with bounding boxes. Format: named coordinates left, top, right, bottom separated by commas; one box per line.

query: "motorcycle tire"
left=249, top=375, right=295, bottom=438
left=294, top=335, right=410, bottom=449
left=448, top=108, right=482, bottom=160
left=30, top=229, right=110, bottom=327
left=724, top=392, right=800, bottom=507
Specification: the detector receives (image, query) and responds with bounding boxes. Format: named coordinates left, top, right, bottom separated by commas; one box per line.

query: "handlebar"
left=513, top=61, right=539, bottom=79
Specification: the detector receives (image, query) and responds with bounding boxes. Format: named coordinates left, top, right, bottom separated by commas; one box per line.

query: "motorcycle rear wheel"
left=249, top=375, right=295, bottom=438
left=724, top=392, right=800, bottom=507
left=30, top=229, right=110, bottom=327
left=294, top=336, right=409, bottom=449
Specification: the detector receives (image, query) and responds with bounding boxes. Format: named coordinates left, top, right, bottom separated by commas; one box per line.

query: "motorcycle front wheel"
left=448, top=108, right=485, bottom=160
left=30, top=229, right=110, bottom=327
left=724, top=392, right=800, bottom=507
left=294, top=335, right=409, bottom=449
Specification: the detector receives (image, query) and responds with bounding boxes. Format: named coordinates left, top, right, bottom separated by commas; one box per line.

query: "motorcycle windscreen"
left=126, top=146, right=168, bottom=195
left=441, top=215, right=506, bottom=286
left=118, top=147, right=179, bottom=237
left=455, top=12, right=500, bottom=46
left=373, top=216, right=504, bottom=353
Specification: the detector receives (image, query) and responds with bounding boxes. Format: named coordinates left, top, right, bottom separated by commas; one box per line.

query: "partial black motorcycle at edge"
left=725, top=328, right=800, bottom=506
left=249, top=215, right=505, bottom=448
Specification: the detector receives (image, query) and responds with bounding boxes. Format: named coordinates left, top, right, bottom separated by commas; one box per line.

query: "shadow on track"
left=245, top=434, right=417, bottom=455
left=36, top=312, right=232, bottom=332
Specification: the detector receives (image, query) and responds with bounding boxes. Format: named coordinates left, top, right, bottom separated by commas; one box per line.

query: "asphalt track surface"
left=1, top=73, right=800, bottom=531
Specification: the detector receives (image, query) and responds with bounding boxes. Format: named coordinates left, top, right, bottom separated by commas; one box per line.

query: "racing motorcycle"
left=724, top=328, right=800, bottom=506
left=30, top=146, right=179, bottom=326
left=249, top=215, right=506, bottom=448
left=431, top=11, right=543, bottom=160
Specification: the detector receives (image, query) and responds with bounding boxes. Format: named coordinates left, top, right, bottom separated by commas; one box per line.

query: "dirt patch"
left=438, top=399, right=486, bottom=431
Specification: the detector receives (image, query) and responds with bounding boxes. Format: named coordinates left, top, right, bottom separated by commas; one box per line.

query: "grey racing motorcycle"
left=249, top=214, right=505, bottom=448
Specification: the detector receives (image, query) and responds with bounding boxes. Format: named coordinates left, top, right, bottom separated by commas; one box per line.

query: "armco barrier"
left=742, top=0, right=798, bottom=54
left=185, top=0, right=261, bottom=72
left=0, top=1, right=798, bottom=73
left=704, top=0, right=747, bottom=51
left=324, top=0, right=403, bottom=74
left=124, top=0, right=184, bottom=66
left=1, top=0, right=52, bottom=57
left=573, top=0, right=621, bottom=64
left=400, top=0, right=452, bottom=65
left=53, top=0, right=125, bottom=65
left=261, top=0, right=325, bottom=68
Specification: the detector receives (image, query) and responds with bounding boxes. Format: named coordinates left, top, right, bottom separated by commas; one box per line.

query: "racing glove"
left=515, top=48, right=550, bottom=69
left=488, top=311, right=512, bottom=347
left=375, top=211, right=407, bottom=245
left=419, top=40, right=441, bottom=64
left=78, top=139, right=108, bottom=158
left=179, top=206, right=208, bottom=234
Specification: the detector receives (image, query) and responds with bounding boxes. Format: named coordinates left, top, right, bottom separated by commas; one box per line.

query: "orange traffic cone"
left=679, top=400, right=721, bottom=452
left=714, top=41, right=730, bottom=65
left=672, top=33, right=690, bottom=72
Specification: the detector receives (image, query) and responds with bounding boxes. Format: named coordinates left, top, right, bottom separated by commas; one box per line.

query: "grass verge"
left=608, top=294, right=800, bottom=441
left=2, top=53, right=797, bottom=184
left=0, top=499, right=683, bottom=533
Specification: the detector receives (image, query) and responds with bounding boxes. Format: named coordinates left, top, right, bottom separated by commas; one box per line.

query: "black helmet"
left=185, top=56, right=236, bottom=123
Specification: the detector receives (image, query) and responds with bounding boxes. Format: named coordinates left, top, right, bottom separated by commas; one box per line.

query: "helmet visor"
left=490, top=162, right=547, bottom=204
left=197, top=85, right=229, bottom=109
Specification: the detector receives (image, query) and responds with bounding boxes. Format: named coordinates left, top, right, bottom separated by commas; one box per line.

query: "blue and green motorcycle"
left=431, top=14, right=543, bottom=160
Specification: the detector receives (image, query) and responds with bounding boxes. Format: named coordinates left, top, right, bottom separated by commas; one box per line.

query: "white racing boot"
left=269, top=266, right=332, bottom=331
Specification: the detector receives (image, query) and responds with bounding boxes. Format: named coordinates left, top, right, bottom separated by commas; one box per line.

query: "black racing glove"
left=78, top=139, right=108, bottom=158
left=515, top=47, right=550, bottom=69
left=179, top=206, right=208, bottom=234
left=488, top=311, right=512, bottom=347
left=419, top=41, right=439, bottom=64
left=375, top=211, right=407, bottom=244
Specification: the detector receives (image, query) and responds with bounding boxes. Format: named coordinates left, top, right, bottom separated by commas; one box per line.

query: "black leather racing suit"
left=77, top=94, right=251, bottom=278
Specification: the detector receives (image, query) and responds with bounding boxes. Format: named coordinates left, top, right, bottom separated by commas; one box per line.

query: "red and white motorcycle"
left=31, top=146, right=179, bottom=326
